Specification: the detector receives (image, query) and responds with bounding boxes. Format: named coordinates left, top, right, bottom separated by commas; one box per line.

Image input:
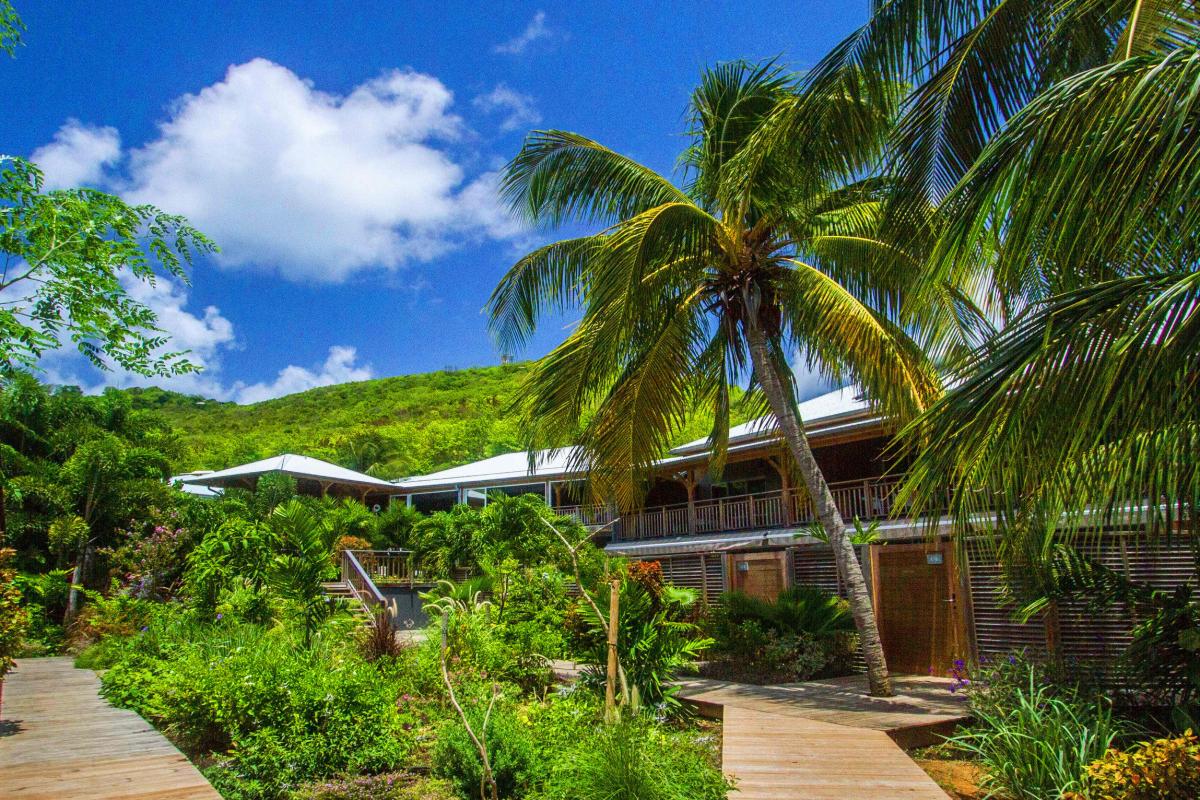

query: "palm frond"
left=778, top=258, right=941, bottom=423
left=486, top=235, right=598, bottom=353
left=934, top=48, right=1200, bottom=301
left=898, top=271, right=1200, bottom=535
left=501, top=131, right=691, bottom=228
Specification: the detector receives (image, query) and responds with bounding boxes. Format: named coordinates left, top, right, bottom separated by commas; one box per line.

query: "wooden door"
left=870, top=543, right=963, bottom=674
left=729, top=551, right=787, bottom=601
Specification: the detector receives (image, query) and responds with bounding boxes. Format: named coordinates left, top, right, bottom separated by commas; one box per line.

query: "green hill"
left=124, top=363, right=742, bottom=481
left=126, top=364, right=534, bottom=479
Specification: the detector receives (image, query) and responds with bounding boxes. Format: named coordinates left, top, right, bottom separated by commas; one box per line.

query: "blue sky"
left=2, top=1, right=868, bottom=402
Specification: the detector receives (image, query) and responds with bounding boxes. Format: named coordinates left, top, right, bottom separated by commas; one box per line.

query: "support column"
left=684, top=470, right=698, bottom=534
left=768, top=453, right=794, bottom=525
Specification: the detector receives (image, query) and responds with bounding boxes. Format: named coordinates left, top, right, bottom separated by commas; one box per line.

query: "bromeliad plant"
left=489, top=60, right=941, bottom=697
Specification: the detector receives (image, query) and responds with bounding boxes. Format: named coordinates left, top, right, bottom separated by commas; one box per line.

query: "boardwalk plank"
left=679, top=676, right=964, bottom=799
left=0, top=657, right=221, bottom=800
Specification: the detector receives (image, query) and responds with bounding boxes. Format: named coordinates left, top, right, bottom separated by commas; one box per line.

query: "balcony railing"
left=556, top=474, right=905, bottom=541
left=345, top=549, right=416, bottom=587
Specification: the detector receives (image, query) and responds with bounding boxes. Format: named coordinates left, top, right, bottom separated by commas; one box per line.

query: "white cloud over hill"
left=35, top=58, right=524, bottom=283
left=28, top=58, right=538, bottom=401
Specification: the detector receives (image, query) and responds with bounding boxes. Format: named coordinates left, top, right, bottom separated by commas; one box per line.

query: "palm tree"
left=487, top=62, right=940, bottom=696
left=770, top=2, right=1200, bottom=555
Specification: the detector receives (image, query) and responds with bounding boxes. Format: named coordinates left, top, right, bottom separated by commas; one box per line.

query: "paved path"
left=678, top=675, right=968, bottom=799
left=0, top=657, right=221, bottom=800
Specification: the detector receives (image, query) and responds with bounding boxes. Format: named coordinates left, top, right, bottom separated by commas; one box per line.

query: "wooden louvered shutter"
left=964, top=540, right=1051, bottom=660
left=791, top=544, right=842, bottom=596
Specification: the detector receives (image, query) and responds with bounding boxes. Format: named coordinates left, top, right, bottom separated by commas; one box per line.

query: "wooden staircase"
left=320, top=580, right=374, bottom=626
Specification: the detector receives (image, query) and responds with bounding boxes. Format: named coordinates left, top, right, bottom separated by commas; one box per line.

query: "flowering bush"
left=0, top=548, right=31, bottom=680
left=334, top=535, right=373, bottom=555
left=103, top=507, right=192, bottom=599
left=1070, top=731, right=1200, bottom=800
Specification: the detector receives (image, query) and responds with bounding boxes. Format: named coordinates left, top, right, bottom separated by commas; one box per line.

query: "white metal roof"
left=394, top=385, right=879, bottom=494
left=170, top=471, right=224, bottom=498
left=395, top=447, right=582, bottom=492
left=669, top=384, right=872, bottom=454
left=180, top=454, right=397, bottom=490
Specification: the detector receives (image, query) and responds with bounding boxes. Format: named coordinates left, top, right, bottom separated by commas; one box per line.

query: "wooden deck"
left=678, top=675, right=969, bottom=799
left=0, top=657, right=221, bottom=800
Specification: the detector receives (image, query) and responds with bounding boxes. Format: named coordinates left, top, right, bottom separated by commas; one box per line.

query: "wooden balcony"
left=556, top=474, right=906, bottom=542
left=347, top=549, right=416, bottom=586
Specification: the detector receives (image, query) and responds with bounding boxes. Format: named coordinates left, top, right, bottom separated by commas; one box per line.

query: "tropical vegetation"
left=6, top=0, right=1200, bottom=793
left=57, top=480, right=729, bottom=800
left=489, top=60, right=942, bottom=696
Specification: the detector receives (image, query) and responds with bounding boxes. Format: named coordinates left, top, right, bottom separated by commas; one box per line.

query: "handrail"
left=341, top=549, right=388, bottom=618
left=556, top=474, right=908, bottom=542
left=347, top=549, right=416, bottom=588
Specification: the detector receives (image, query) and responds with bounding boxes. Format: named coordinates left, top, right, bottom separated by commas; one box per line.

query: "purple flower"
left=215, top=613, right=224, bottom=620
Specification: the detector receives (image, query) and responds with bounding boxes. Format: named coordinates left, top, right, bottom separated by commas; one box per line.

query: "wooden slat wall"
left=1056, top=537, right=1134, bottom=681
left=641, top=554, right=727, bottom=604
left=966, top=533, right=1196, bottom=674
left=791, top=544, right=843, bottom=596
left=965, top=540, right=1051, bottom=660
left=791, top=543, right=868, bottom=672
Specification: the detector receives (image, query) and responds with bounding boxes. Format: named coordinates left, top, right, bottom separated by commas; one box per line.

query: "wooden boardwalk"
left=0, top=657, right=221, bottom=800
left=678, top=675, right=969, bottom=799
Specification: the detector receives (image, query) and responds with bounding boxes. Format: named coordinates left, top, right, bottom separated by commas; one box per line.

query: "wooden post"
left=605, top=578, right=620, bottom=718
left=685, top=472, right=697, bottom=534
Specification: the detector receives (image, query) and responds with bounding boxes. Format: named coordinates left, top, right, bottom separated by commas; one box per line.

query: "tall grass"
left=950, top=669, right=1123, bottom=799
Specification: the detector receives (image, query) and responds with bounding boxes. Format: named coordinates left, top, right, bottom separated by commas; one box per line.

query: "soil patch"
left=915, top=758, right=986, bottom=800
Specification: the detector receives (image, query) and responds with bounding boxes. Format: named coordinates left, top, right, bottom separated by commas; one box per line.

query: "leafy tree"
left=0, top=547, right=30, bottom=685
left=0, top=377, right=181, bottom=619
left=267, top=500, right=338, bottom=647
left=184, top=518, right=273, bottom=612
left=0, top=158, right=216, bottom=377
left=489, top=62, right=939, bottom=695
left=782, top=1, right=1200, bottom=548
left=0, top=0, right=21, bottom=56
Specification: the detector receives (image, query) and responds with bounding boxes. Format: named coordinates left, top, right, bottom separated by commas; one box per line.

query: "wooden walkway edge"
left=0, top=657, right=222, bottom=800
left=679, top=675, right=967, bottom=799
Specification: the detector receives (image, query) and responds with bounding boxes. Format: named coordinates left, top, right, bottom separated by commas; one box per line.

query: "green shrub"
left=950, top=665, right=1123, bottom=800
left=532, top=717, right=729, bottom=800
left=289, top=773, right=457, bottom=800
left=430, top=699, right=534, bottom=799
left=97, top=619, right=411, bottom=800
left=14, top=569, right=69, bottom=655
left=0, top=548, right=30, bottom=678
left=1071, top=731, right=1200, bottom=800
left=963, top=649, right=1104, bottom=721
left=575, top=564, right=712, bottom=709
left=415, top=605, right=555, bottom=699
left=707, top=586, right=857, bottom=681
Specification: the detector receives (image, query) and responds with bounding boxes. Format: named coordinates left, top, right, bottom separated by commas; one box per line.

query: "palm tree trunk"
left=745, top=322, right=893, bottom=696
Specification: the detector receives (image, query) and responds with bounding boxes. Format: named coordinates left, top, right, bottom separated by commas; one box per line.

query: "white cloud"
left=473, top=84, right=541, bottom=132
left=233, top=345, right=373, bottom=404
left=96, top=58, right=520, bottom=282
left=30, top=119, right=121, bottom=189
left=37, top=276, right=371, bottom=404
left=493, top=11, right=552, bottom=55
left=456, top=171, right=526, bottom=239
